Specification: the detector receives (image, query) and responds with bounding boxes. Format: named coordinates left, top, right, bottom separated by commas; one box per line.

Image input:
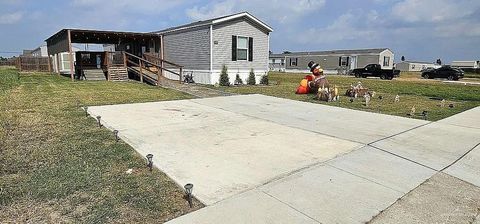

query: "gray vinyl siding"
left=162, top=26, right=211, bottom=70
left=357, top=55, right=380, bottom=68
left=212, top=18, right=269, bottom=71
left=396, top=62, right=410, bottom=71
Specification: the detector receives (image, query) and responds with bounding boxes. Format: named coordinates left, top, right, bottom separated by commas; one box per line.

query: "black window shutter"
left=338, top=57, right=342, bottom=66
left=248, top=37, right=253, bottom=61
left=232, top=36, right=237, bottom=61
left=346, top=57, right=350, bottom=66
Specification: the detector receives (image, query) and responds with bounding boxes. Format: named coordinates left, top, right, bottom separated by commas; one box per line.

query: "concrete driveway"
left=87, top=94, right=480, bottom=223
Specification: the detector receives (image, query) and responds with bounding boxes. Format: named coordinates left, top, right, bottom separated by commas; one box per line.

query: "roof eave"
left=212, top=12, right=273, bottom=32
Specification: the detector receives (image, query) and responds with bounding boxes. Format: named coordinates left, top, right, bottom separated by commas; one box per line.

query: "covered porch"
left=45, top=29, right=164, bottom=81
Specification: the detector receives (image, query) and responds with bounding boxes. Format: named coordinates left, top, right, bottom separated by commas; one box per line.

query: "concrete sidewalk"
left=87, top=95, right=480, bottom=224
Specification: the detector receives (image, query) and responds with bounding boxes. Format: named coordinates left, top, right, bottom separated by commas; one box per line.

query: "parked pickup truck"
left=350, top=64, right=400, bottom=80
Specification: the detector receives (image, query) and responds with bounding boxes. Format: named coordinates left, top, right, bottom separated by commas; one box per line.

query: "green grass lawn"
left=0, top=68, right=202, bottom=223
left=214, top=72, right=480, bottom=121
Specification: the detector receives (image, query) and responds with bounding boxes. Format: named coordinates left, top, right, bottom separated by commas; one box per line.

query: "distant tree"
left=401, top=56, right=405, bottom=61
left=436, top=58, right=442, bottom=65
left=219, top=65, right=230, bottom=86
left=282, top=51, right=291, bottom=54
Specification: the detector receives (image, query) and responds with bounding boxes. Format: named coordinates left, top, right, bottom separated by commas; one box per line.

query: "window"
left=232, top=36, right=253, bottom=61
left=236, top=36, right=248, bottom=61
left=383, top=56, right=390, bottom=66
left=412, top=64, right=416, bottom=69
left=339, top=56, right=349, bottom=66
left=281, top=59, right=285, bottom=65
left=290, top=58, right=298, bottom=66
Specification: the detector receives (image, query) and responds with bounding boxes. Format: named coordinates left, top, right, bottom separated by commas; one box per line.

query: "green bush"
left=260, top=74, right=269, bottom=85
left=247, top=69, right=256, bottom=85
left=234, top=73, right=243, bottom=85
left=219, top=65, right=230, bottom=86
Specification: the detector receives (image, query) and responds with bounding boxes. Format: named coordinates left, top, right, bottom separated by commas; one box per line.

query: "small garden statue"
left=408, top=105, right=416, bottom=116
left=364, top=94, right=371, bottom=107
left=440, top=99, right=446, bottom=107
left=394, top=95, right=400, bottom=103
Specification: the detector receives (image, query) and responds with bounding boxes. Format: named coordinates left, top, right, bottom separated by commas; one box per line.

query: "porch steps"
left=84, top=69, right=106, bottom=81
left=108, top=66, right=128, bottom=81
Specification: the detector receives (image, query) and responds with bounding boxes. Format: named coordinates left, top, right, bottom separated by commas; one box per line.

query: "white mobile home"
left=396, top=61, right=438, bottom=72
left=154, top=12, right=273, bottom=84
left=451, top=61, right=480, bottom=69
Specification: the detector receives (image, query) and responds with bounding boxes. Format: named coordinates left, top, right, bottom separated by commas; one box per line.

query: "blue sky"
left=0, top=0, right=479, bottom=63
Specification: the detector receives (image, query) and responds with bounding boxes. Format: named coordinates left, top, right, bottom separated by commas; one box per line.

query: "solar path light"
left=113, top=130, right=119, bottom=142
left=184, top=183, right=194, bottom=208
left=96, top=116, right=102, bottom=127
left=146, top=154, right=153, bottom=171
left=422, top=111, right=428, bottom=120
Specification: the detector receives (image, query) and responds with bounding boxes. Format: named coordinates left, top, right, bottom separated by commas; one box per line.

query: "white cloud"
left=297, top=11, right=378, bottom=44
left=73, top=0, right=186, bottom=14
left=186, top=0, right=236, bottom=20
left=185, top=0, right=326, bottom=24
left=392, top=0, right=480, bottom=23
left=0, top=11, right=23, bottom=25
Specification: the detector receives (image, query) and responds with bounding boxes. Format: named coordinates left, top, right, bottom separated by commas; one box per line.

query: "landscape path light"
left=113, top=130, right=119, bottom=142
left=184, top=183, right=194, bottom=208
left=96, top=116, right=102, bottom=127
left=422, top=111, right=428, bottom=120
left=146, top=154, right=153, bottom=171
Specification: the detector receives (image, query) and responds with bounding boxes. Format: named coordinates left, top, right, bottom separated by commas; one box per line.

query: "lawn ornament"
left=346, top=82, right=369, bottom=97
left=364, top=94, right=371, bottom=107
left=296, top=61, right=329, bottom=94
left=408, top=106, right=416, bottom=116
left=394, top=95, right=400, bottom=103
left=440, top=99, right=446, bottom=107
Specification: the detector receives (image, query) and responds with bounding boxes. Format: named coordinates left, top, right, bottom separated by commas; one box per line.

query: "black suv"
left=421, top=66, right=464, bottom=80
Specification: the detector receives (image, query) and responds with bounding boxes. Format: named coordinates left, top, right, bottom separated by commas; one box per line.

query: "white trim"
left=213, top=12, right=274, bottom=32
left=209, top=25, right=213, bottom=73
left=267, top=34, right=270, bottom=71
left=158, top=12, right=273, bottom=35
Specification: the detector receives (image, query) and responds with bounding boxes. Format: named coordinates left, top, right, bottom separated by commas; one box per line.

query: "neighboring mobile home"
left=153, top=12, right=273, bottom=84
left=396, top=61, right=438, bottom=72
left=270, top=48, right=394, bottom=74
left=451, top=61, right=480, bottom=69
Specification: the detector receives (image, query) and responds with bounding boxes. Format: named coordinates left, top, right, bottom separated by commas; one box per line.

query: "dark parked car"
left=350, top=64, right=400, bottom=80
left=421, top=66, right=464, bottom=80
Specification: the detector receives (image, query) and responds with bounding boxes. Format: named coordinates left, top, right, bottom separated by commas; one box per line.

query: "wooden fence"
left=0, top=60, right=17, bottom=67
left=15, top=56, right=52, bottom=72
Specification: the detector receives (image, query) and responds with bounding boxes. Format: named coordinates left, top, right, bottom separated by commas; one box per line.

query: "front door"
left=350, top=56, right=357, bottom=70
left=96, top=54, right=101, bottom=69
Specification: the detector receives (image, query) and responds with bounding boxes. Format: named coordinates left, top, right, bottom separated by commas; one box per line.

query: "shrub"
left=247, top=69, right=256, bottom=85
left=234, top=73, right=243, bottom=85
left=260, top=74, right=269, bottom=85
left=219, top=65, right=230, bottom=86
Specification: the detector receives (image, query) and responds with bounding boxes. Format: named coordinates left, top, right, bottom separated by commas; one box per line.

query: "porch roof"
left=45, top=29, right=161, bottom=55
